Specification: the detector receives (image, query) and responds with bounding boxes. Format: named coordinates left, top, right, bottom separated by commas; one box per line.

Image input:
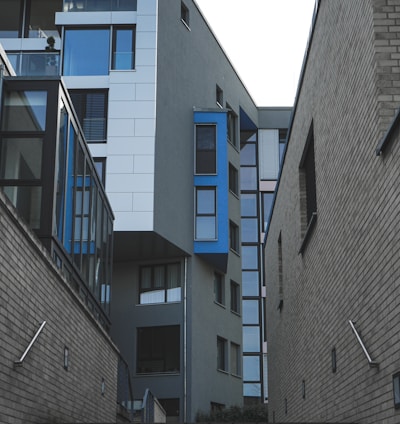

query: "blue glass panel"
left=243, top=356, right=260, bottom=381
left=243, top=326, right=260, bottom=352
left=197, top=189, right=215, bottom=214
left=243, top=383, right=261, bottom=397
left=241, top=193, right=257, bottom=217
left=243, top=300, right=259, bottom=324
left=242, top=245, right=258, bottom=270
left=241, top=218, right=258, bottom=243
left=63, top=29, right=110, bottom=76
left=240, top=167, right=257, bottom=190
left=196, top=217, right=216, bottom=239
left=240, top=143, right=256, bottom=165
left=263, top=192, right=274, bottom=229
left=242, top=271, right=259, bottom=296
left=113, top=28, right=134, bottom=70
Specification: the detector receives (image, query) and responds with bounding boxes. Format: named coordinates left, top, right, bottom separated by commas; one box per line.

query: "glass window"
left=241, top=218, right=258, bottom=243
left=217, top=337, right=227, bottom=371
left=28, top=0, right=62, bottom=38
left=2, top=90, right=47, bottom=131
left=0, top=138, right=42, bottom=180
left=181, top=1, right=189, bottom=26
left=243, top=356, right=260, bottom=381
left=112, top=26, right=135, bottom=70
left=195, top=187, right=216, bottom=239
left=0, top=0, right=21, bottom=37
left=230, top=280, right=240, bottom=313
left=229, top=163, right=238, bottom=195
left=137, top=326, right=180, bottom=374
left=243, top=326, right=260, bottom=352
left=139, top=263, right=181, bottom=304
left=242, top=271, right=259, bottom=296
left=230, top=343, right=241, bottom=376
left=241, top=193, right=257, bottom=217
left=240, top=167, right=257, bottom=190
left=243, top=300, right=259, bottom=325
left=227, top=108, right=237, bottom=147
left=69, top=90, right=108, bottom=142
left=244, top=383, right=261, bottom=397
left=214, top=272, right=224, bottom=305
left=196, top=125, right=216, bottom=174
left=229, top=221, right=239, bottom=252
left=216, top=85, right=223, bottom=107
left=93, top=158, right=106, bottom=186
left=262, top=192, right=274, bottom=230
left=242, top=245, right=258, bottom=270
left=3, top=186, right=42, bottom=229
left=63, top=29, right=110, bottom=76
left=240, top=143, right=256, bottom=166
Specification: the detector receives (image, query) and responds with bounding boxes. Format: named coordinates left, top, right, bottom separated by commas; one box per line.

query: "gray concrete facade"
left=265, top=0, right=400, bottom=422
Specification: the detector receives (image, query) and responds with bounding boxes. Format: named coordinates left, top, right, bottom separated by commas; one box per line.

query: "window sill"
left=230, top=248, right=240, bottom=257
left=230, top=309, right=241, bottom=317
left=136, top=371, right=180, bottom=376
left=217, top=368, right=229, bottom=375
left=180, top=19, right=191, bottom=31
left=136, top=301, right=181, bottom=307
left=231, top=373, right=242, bottom=379
left=214, top=301, right=226, bottom=309
left=298, top=212, right=317, bottom=255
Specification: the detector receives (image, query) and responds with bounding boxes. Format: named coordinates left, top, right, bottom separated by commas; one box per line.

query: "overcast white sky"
left=195, top=0, right=316, bottom=106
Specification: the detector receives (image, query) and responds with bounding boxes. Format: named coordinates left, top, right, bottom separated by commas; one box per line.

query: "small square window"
left=181, top=2, right=190, bottom=27
left=216, top=85, right=223, bottom=108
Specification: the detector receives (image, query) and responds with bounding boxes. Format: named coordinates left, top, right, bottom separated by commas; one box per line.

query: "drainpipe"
left=183, top=257, right=188, bottom=422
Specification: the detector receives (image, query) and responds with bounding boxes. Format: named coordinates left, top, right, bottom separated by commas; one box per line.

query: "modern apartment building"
left=0, top=0, right=291, bottom=420
left=265, top=0, right=400, bottom=422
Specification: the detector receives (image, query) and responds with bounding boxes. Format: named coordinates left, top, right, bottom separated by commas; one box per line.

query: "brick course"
left=0, top=189, right=119, bottom=423
left=266, top=0, right=400, bottom=422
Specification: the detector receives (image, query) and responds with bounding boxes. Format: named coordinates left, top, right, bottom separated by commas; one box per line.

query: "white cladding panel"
left=259, top=129, right=279, bottom=180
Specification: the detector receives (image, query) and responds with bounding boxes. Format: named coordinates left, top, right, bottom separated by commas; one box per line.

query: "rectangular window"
left=230, top=342, right=241, bottom=376
left=64, top=0, right=137, bottom=11
left=139, top=263, right=181, bottom=304
left=112, top=26, right=135, bottom=70
left=229, top=221, right=239, bottom=253
left=229, top=163, right=238, bottom=195
left=214, top=272, right=224, bottom=305
left=195, top=124, right=216, bottom=174
left=63, top=28, right=110, bottom=76
left=195, top=187, right=216, bottom=239
left=137, top=325, right=180, bottom=374
left=181, top=1, right=190, bottom=27
left=230, top=280, right=240, bottom=313
left=93, top=157, right=106, bottom=186
left=217, top=337, right=227, bottom=372
left=69, top=90, right=108, bottom=142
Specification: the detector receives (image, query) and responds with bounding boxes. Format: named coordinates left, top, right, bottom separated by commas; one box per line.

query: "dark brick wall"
left=266, top=0, right=400, bottom=422
left=0, top=189, right=119, bottom=423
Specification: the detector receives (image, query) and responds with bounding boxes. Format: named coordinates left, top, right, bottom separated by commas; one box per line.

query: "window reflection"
left=241, top=218, right=258, bottom=243
left=243, top=300, right=259, bottom=325
left=243, top=326, right=260, bottom=352
left=242, top=271, right=259, bottom=296
left=240, top=167, right=257, bottom=190
left=242, top=245, right=258, bottom=270
left=243, top=356, right=260, bottom=381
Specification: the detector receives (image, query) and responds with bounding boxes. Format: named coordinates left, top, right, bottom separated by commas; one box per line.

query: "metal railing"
left=7, top=52, right=60, bottom=77
left=14, top=321, right=47, bottom=367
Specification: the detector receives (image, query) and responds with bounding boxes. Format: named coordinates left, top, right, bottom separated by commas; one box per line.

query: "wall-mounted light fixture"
left=64, top=346, right=69, bottom=370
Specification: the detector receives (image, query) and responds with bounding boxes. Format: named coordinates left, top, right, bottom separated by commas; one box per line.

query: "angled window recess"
left=181, top=2, right=190, bottom=29
left=298, top=122, right=317, bottom=254
left=376, top=107, right=400, bottom=155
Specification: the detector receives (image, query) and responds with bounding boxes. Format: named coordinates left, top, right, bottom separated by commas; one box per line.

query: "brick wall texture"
left=265, top=0, right=400, bottom=422
left=0, top=189, right=119, bottom=423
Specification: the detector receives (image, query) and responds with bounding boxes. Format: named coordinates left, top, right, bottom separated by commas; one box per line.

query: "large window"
left=69, top=90, right=108, bottom=142
left=0, top=0, right=62, bottom=38
left=195, top=187, right=216, bottom=240
left=137, top=326, right=180, bottom=374
left=63, top=26, right=136, bottom=76
left=139, top=263, right=181, bottom=304
left=195, top=124, right=216, bottom=174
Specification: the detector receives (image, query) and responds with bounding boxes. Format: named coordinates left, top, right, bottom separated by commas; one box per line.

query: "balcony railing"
left=7, top=52, right=60, bottom=77
left=63, top=0, right=137, bottom=12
